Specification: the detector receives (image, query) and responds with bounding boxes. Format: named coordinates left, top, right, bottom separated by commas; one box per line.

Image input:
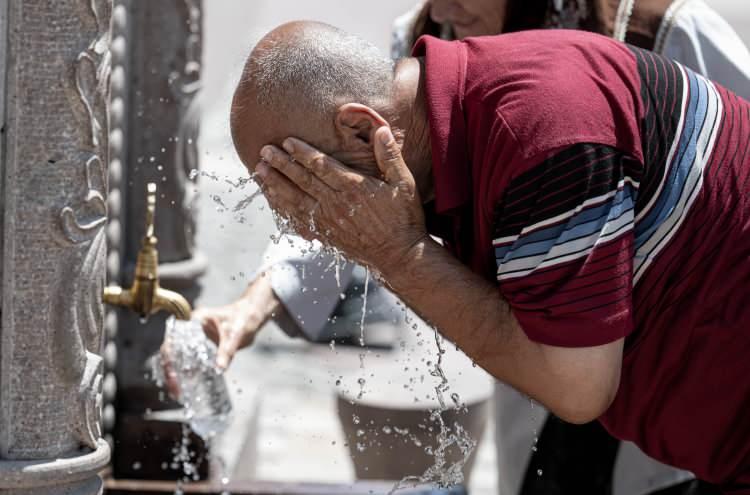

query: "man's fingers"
left=198, top=314, right=221, bottom=345
left=374, top=126, right=414, bottom=187
left=257, top=162, right=318, bottom=217
left=216, top=331, right=241, bottom=371
left=260, top=145, right=331, bottom=199
left=282, top=138, right=364, bottom=190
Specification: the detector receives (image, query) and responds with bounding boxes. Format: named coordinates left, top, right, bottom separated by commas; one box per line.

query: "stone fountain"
left=0, top=1, right=113, bottom=493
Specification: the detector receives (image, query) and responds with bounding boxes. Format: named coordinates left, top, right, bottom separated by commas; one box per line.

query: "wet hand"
left=158, top=300, right=260, bottom=398
left=192, top=303, right=259, bottom=370
left=256, top=126, right=428, bottom=276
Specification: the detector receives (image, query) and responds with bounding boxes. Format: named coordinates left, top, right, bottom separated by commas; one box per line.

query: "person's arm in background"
left=165, top=237, right=354, bottom=373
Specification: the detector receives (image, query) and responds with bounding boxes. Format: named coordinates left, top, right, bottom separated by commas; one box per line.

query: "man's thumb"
left=374, top=126, right=411, bottom=185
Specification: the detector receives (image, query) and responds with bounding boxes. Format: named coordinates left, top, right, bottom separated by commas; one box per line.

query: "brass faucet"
left=103, top=183, right=192, bottom=321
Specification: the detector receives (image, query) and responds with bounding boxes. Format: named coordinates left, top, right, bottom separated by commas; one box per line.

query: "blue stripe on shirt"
left=496, top=185, right=636, bottom=264
left=635, top=69, right=709, bottom=250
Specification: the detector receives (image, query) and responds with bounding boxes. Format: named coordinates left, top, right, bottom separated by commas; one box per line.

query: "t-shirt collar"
left=412, top=36, right=471, bottom=215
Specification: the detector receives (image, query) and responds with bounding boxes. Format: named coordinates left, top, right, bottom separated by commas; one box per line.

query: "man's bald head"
left=231, top=21, right=396, bottom=169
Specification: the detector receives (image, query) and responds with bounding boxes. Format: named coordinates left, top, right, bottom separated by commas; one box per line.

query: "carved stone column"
left=0, top=1, right=112, bottom=494
left=112, top=0, right=207, bottom=481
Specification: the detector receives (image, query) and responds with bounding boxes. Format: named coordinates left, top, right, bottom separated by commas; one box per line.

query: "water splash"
left=324, top=248, right=347, bottom=289
left=211, top=194, right=228, bottom=211
left=170, top=423, right=205, bottom=494
left=355, top=269, right=371, bottom=400
left=530, top=397, right=540, bottom=456
left=232, top=189, right=263, bottom=212
left=359, top=268, right=370, bottom=347
left=150, top=318, right=233, bottom=441
left=269, top=212, right=298, bottom=244
left=389, top=324, right=477, bottom=493
left=429, top=326, right=450, bottom=410
left=189, top=168, right=256, bottom=189
left=389, top=410, right=476, bottom=494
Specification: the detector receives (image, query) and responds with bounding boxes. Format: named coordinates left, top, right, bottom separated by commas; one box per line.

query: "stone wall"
left=0, top=0, right=112, bottom=493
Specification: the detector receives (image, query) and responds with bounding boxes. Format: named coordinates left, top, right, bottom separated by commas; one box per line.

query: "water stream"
left=387, top=324, right=476, bottom=494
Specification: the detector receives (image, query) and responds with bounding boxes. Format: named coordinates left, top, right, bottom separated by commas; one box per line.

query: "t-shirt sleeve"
left=260, top=235, right=355, bottom=341
left=493, top=143, right=640, bottom=347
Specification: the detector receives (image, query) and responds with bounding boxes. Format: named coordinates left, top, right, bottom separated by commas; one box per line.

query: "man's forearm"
left=380, top=238, right=523, bottom=380
left=379, top=237, right=623, bottom=424
left=238, top=273, right=284, bottom=329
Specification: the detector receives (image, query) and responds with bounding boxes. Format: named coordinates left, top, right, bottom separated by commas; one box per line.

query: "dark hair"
left=408, top=0, right=552, bottom=45
left=409, top=2, right=443, bottom=44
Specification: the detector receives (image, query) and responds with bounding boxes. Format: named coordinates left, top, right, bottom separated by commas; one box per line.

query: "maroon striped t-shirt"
left=415, top=30, right=750, bottom=490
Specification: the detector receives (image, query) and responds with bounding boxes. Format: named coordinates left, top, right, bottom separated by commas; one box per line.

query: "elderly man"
left=231, top=21, right=750, bottom=492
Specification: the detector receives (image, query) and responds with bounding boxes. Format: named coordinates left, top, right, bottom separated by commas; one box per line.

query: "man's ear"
left=335, top=103, right=389, bottom=151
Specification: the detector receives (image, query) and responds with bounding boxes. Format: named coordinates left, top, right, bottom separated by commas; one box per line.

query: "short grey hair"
left=237, top=22, right=395, bottom=119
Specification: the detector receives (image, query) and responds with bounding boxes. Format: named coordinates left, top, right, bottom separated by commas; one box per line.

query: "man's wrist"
left=378, top=234, right=440, bottom=292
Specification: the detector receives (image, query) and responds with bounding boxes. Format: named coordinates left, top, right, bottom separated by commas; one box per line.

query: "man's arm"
left=190, top=239, right=356, bottom=368
left=256, top=127, right=623, bottom=423
left=382, top=235, right=622, bottom=424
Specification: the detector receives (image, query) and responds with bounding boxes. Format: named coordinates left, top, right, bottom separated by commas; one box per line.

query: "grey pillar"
left=112, top=0, right=207, bottom=480
left=0, top=1, right=112, bottom=494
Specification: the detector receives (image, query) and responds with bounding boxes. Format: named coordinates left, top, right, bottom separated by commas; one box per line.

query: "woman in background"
left=391, top=0, right=750, bottom=100
left=388, top=1, right=750, bottom=494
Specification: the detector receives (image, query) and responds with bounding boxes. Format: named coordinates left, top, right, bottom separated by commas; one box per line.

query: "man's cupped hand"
left=255, top=126, right=428, bottom=278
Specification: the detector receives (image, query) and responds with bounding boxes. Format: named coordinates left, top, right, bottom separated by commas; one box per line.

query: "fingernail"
left=261, top=146, right=273, bottom=161
left=379, top=127, right=393, bottom=144
left=256, top=161, right=268, bottom=177
left=282, top=139, right=295, bottom=153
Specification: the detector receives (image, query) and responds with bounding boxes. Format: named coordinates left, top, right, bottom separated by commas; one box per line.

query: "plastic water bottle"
left=151, top=316, right=233, bottom=440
